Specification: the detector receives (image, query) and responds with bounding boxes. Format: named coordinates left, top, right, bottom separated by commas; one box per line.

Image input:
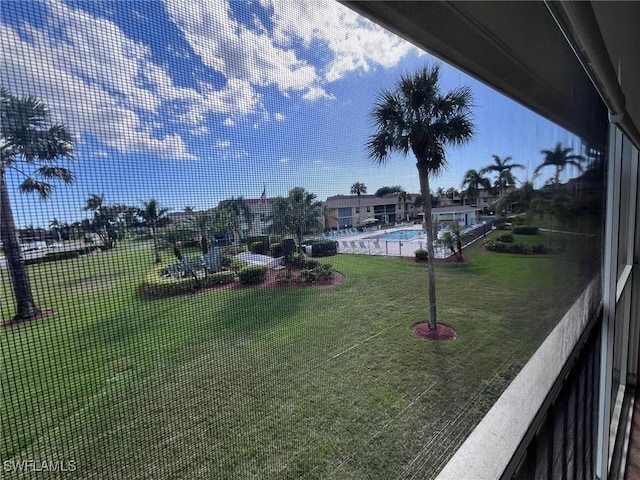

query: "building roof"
left=325, top=194, right=419, bottom=208
left=432, top=205, right=481, bottom=214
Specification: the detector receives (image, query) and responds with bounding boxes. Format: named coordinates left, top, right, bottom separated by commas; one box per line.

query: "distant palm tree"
left=396, top=189, right=410, bottom=221
left=268, top=187, right=323, bottom=253
left=367, top=64, right=474, bottom=330
left=217, top=197, right=252, bottom=244
left=191, top=210, right=215, bottom=254
left=481, top=155, right=524, bottom=199
left=461, top=169, right=491, bottom=207
left=1, top=88, right=74, bottom=319
left=49, top=218, right=62, bottom=242
left=535, top=142, right=585, bottom=185
left=350, top=182, right=367, bottom=226
left=140, top=199, right=171, bottom=263
left=83, top=193, right=104, bottom=212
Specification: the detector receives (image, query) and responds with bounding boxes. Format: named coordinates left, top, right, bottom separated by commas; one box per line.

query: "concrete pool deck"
left=330, top=226, right=451, bottom=259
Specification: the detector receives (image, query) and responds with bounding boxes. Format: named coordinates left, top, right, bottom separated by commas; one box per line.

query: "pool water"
left=366, top=229, right=425, bottom=241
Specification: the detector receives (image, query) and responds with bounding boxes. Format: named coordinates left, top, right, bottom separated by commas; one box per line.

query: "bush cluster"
left=496, top=232, right=514, bottom=243
left=250, top=241, right=268, bottom=255
left=309, top=240, right=338, bottom=257
left=300, top=263, right=334, bottom=282
left=486, top=241, right=545, bottom=254
left=247, top=235, right=269, bottom=249
left=238, top=265, right=268, bottom=284
left=414, top=249, right=429, bottom=262
left=269, top=242, right=283, bottom=257
left=512, top=226, right=539, bottom=235
left=143, top=268, right=235, bottom=297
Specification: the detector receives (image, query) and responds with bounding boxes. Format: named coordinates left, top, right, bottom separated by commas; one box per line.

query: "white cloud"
left=95, top=150, right=109, bottom=157
left=263, top=0, right=418, bottom=82
left=223, top=118, right=235, bottom=127
left=274, top=112, right=285, bottom=121
left=0, top=0, right=277, bottom=160
left=280, top=157, right=289, bottom=163
left=216, top=140, right=231, bottom=148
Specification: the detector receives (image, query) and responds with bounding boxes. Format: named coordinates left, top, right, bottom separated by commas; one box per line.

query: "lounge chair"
left=340, top=241, right=351, bottom=253
left=350, top=241, right=360, bottom=252
left=358, top=241, right=369, bottom=253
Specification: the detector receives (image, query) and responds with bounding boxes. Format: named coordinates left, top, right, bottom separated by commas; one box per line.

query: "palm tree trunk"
left=417, top=163, right=437, bottom=330
left=0, top=168, right=40, bottom=319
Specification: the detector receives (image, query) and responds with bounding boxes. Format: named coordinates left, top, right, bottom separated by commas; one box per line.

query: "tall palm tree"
left=461, top=169, right=491, bottom=207
left=0, top=88, right=74, bottom=320
left=367, top=64, right=474, bottom=330
left=350, top=182, right=367, bottom=226
left=535, top=142, right=585, bottom=185
left=140, top=199, right=171, bottom=264
left=268, top=187, right=323, bottom=253
left=481, top=155, right=524, bottom=200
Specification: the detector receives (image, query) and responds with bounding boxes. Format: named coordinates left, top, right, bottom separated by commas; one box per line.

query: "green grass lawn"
left=1, top=233, right=597, bottom=478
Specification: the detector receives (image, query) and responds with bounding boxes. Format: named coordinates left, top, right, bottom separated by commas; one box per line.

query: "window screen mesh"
left=1, top=1, right=604, bottom=478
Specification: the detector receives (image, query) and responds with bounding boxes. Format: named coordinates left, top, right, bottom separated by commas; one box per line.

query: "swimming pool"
left=366, top=229, right=426, bottom=241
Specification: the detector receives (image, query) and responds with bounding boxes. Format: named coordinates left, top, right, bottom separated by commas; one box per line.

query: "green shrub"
left=250, top=241, right=268, bottom=254
left=531, top=243, right=545, bottom=254
left=276, top=269, right=294, bottom=284
left=496, top=232, right=514, bottom=243
left=512, top=226, right=539, bottom=235
left=269, top=242, right=283, bottom=257
left=300, top=263, right=334, bottom=282
left=281, top=238, right=296, bottom=258
left=487, top=240, right=532, bottom=254
left=289, top=252, right=306, bottom=268
left=310, top=240, right=338, bottom=257
left=486, top=240, right=507, bottom=252
left=143, top=268, right=235, bottom=297
left=238, top=265, right=268, bottom=285
left=494, top=223, right=510, bottom=230
left=415, top=249, right=429, bottom=262
left=247, top=235, right=269, bottom=249
left=303, top=258, right=321, bottom=269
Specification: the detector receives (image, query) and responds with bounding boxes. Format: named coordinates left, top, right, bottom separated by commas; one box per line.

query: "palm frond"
left=19, top=177, right=54, bottom=200
left=36, top=166, right=75, bottom=184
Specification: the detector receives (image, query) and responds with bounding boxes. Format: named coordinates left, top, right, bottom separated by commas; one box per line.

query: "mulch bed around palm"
left=1, top=310, right=56, bottom=328
left=412, top=322, right=457, bottom=341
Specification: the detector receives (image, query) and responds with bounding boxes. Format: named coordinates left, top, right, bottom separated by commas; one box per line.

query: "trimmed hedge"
left=143, top=268, right=235, bottom=297
left=415, top=249, right=429, bottom=262
left=238, top=265, right=268, bottom=285
left=310, top=240, right=338, bottom=257
left=512, top=226, right=539, bottom=235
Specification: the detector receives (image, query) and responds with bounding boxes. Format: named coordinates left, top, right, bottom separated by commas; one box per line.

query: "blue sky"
left=0, top=0, right=584, bottom=228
